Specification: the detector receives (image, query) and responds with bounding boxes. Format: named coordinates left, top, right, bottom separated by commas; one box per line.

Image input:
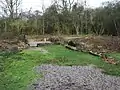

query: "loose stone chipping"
left=28, top=64, right=120, bottom=90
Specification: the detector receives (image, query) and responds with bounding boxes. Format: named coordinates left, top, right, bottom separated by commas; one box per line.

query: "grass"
left=0, top=45, right=120, bottom=90
left=0, top=51, right=53, bottom=90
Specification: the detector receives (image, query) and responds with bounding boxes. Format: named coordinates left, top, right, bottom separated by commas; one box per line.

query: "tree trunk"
left=42, top=17, right=45, bottom=35
left=4, top=20, right=7, bottom=32
left=76, top=26, right=79, bottom=35
left=113, top=20, right=119, bottom=36
left=74, top=24, right=79, bottom=35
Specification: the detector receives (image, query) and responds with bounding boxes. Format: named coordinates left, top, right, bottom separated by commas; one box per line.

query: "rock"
left=18, top=41, right=29, bottom=50
left=0, top=39, right=28, bottom=52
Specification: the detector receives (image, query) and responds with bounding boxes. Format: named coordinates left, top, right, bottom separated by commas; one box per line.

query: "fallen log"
left=65, top=44, right=119, bottom=65
left=89, top=51, right=102, bottom=57
left=101, top=54, right=119, bottom=65
left=88, top=51, right=119, bottom=65
left=65, top=45, right=77, bottom=51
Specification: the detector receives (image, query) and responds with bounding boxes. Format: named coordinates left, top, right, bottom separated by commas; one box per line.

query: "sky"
left=22, top=0, right=112, bottom=11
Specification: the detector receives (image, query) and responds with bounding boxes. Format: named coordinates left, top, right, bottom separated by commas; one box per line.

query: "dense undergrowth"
left=0, top=45, right=120, bottom=90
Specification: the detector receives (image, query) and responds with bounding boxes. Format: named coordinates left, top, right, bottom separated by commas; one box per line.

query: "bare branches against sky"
left=22, top=0, right=112, bottom=11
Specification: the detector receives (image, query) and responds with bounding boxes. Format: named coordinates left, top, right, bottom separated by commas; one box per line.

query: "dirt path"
left=28, top=64, right=120, bottom=90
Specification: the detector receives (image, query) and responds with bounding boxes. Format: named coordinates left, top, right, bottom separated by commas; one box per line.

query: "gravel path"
left=28, top=64, right=120, bottom=90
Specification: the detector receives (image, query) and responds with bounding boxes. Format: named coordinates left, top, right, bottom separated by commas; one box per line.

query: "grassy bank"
left=0, top=45, right=120, bottom=90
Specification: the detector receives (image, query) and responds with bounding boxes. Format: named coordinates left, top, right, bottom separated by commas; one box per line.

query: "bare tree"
left=60, top=0, right=74, bottom=11
left=0, top=0, right=22, bottom=18
left=42, top=0, right=45, bottom=35
left=68, top=0, right=74, bottom=11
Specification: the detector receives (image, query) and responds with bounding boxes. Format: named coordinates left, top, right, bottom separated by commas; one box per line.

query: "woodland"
left=0, top=0, right=120, bottom=36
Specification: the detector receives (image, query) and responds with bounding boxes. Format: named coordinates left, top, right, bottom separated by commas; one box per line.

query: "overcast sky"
left=22, top=0, right=112, bottom=11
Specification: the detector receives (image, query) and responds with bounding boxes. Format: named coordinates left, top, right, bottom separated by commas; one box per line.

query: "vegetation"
left=0, top=0, right=120, bottom=89
left=0, top=45, right=120, bottom=90
left=0, top=0, right=120, bottom=36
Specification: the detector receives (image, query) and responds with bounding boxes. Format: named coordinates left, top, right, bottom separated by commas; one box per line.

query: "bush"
left=0, top=32, right=16, bottom=40
left=18, top=34, right=28, bottom=44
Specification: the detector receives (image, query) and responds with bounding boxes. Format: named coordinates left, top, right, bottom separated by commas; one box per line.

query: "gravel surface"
left=28, top=64, right=120, bottom=90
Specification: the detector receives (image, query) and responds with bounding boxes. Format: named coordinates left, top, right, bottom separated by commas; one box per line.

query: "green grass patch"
left=0, top=51, right=52, bottom=90
left=0, top=45, right=120, bottom=90
left=44, top=45, right=120, bottom=76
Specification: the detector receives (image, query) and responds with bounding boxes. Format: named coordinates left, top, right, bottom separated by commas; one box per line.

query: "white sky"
left=22, top=0, right=112, bottom=11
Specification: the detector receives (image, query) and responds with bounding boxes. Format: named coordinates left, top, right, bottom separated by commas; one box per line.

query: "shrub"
left=0, top=32, right=16, bottom=40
